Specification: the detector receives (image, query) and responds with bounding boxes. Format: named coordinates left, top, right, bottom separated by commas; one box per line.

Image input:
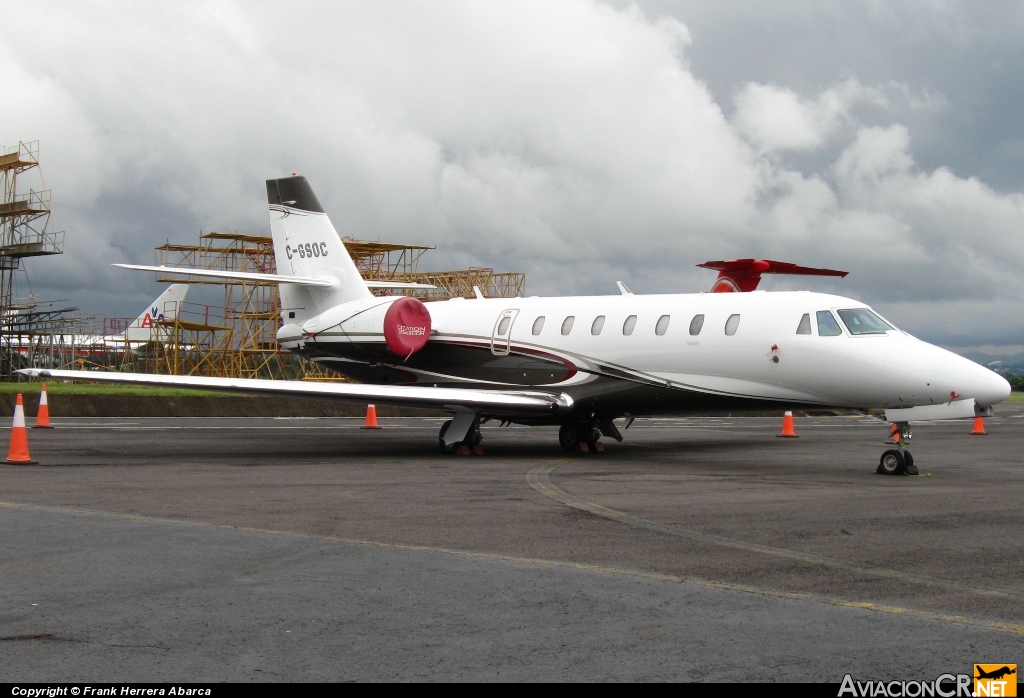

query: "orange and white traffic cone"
left=7, top=394, right=37, bottom=464
left=361, top=404, right=381, bottom=429
left=971, top=416, right=987, bottom=435
left=777, top=411, right=798, bottom=438
left=886, top=423, right=899, bottom=444
left=33, top=383, right=53, bottom=429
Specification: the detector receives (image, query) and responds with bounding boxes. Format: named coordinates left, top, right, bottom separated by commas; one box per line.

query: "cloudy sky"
left=2, top=1, right=1022, bottom=355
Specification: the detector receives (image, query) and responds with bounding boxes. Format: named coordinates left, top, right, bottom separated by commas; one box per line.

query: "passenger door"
left=491, top=309, right=519, bottom=356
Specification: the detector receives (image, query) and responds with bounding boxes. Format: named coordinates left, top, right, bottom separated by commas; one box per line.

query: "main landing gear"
left=437, top=414, right=627, bottom=456
left=878, top=421, right=918, bottom=476
left=559, top=417, right=624, bottom=453
left=438, top=414, right=483, bottom=455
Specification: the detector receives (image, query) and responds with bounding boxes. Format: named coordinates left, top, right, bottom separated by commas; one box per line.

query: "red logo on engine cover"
left=384, top=297, right=431, bottom=359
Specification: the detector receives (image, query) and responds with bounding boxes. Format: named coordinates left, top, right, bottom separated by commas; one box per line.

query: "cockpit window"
left=816, top=310, right=843, bottom=336
left=837, top=308, right=894, bottom=335
left=796, top=314, right=811, bottom=335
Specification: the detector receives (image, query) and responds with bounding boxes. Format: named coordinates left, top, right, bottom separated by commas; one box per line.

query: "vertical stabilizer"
left=124, top=284, right=189, bottom=343
left=267, top=176, right=372, bottom=323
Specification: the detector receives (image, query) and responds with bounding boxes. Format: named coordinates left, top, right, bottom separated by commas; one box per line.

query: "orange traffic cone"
left=777, top=411, right=798, bottom=438
left=7, top=394, right=37, bottom=464
left=33, top=383, right=53, bottom=428
left=886, top=423, right=899, bottom=444
left=361, top=404, right=381, bottom=429
left=971, top=416, right=987, bottom=435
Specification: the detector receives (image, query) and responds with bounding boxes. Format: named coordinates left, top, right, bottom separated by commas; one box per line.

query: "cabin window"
left=591, top=315, right=605, bottom=335
left=724, top=314, right=740, bottom=336
left=689, top=314, right=704, bottom=335
left=837, top=308, right=894, bottom=335
left=561, top=316, right=575, bottom=335
left=623, top=315, right=637, bottom=336
left=532, top=316, right=545, bottom=335
left=796, top=314, right=811, bottom=335
left=816, top=310, right=843, bottom=336
left=655, top=315, right=670, bottom=336
left=497, top=317, right=511, bottom=336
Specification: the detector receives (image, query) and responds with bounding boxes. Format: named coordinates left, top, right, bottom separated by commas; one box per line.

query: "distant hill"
left=959, top=351, right=1024, bottom=375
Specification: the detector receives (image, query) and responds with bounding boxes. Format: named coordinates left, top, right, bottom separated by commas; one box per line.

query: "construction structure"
left=0, top=141, right=68, bottom=379
left=128, top=232, right=526, bottom=379
left=343, top=238, right=526, bottom=300
left=150, top=232, right=289, bottom=378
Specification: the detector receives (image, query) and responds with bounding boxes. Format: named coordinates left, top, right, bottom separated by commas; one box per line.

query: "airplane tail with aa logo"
left=124, top=284, right=189, bottom=342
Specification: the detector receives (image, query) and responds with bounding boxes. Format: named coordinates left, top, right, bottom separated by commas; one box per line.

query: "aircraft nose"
left=975, top=369, right=1011, bottom=408
left=946, top=352, right=1011, bottom=408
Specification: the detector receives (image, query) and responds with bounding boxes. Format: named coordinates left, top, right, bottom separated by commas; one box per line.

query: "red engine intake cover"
left=383, top=296, right=431, bottom=359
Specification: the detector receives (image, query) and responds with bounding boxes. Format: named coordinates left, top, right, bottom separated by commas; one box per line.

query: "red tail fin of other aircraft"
left=697, top=259, right=848, bottom=292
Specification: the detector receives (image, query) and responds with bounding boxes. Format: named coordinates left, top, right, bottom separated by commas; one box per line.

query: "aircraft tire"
left=438, top=420, right=459, bottom=454
left=558, top=424, right=578, bottom=452
left=878, top=449, right=906, bottom=476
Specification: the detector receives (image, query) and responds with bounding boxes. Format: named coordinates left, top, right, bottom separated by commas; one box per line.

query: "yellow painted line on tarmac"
left=527, top=462, right=1024, bottom=602
left=1, top=499, right=1022, bottom=636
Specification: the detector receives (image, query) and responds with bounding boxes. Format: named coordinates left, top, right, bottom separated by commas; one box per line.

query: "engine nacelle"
left=382, top=296, right=431, bottom=358
left=295, top=296, right=432, bottom=360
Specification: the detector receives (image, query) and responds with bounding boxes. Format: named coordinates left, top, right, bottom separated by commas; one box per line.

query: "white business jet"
left=21, top=176, right=1010, bottom=475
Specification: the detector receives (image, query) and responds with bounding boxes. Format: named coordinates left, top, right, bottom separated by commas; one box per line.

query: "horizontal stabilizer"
left=114, top=264, right=336, bottom=287
left=17, top=369, right=572, bottom=417
left=365, top=281, right=437, bottom=290
left=115, top=264, right=435, bottom=291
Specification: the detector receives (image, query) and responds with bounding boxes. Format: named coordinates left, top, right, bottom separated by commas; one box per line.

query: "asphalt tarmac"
left=1, top=405, right=1022, bottom=681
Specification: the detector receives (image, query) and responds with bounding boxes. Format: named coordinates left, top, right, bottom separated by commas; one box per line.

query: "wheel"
left=903, top=450, right=918, bottom=475
left=558, top=424, right=578, bottom=452
left=439, top=420, right=458, bottom=454
left=878, top=449, right=906, bottom=475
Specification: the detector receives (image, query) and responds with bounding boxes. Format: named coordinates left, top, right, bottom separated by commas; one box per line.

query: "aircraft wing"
left=17, top=369, right=573, bottom=416
left=113, top=264, right=436, bottom=290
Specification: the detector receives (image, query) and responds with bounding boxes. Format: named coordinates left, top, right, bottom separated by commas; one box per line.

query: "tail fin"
left=267, top=176, right=372, bottom=322
left=124, top=284, right=189, bottom=342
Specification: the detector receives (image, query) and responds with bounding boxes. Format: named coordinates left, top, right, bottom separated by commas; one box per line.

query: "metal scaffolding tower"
left=155, top=232, right=290, bottom=378
left=0, top=141, right=66, bottom=378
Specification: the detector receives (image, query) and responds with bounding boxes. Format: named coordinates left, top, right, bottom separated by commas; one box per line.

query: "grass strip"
left=0, top=382, right=232, bottom=397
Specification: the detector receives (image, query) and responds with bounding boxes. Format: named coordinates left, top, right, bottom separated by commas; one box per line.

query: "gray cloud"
left=0, top=0, right=1020, bottom=351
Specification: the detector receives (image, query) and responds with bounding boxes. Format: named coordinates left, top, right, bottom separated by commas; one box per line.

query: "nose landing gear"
left=878, top=422, right=917, bottom=475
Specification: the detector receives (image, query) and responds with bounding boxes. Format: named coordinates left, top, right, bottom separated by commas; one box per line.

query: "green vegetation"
left=0, top=382, right=229, bottom=397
